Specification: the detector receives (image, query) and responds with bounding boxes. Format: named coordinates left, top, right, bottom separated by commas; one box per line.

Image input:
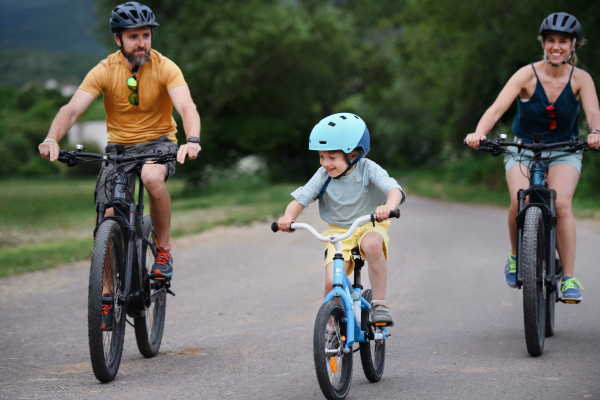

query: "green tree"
left=95, top=0, right=401, bottom=181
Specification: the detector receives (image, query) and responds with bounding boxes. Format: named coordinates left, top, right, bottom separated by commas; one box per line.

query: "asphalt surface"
left=2, top=196, right=600, bottom=399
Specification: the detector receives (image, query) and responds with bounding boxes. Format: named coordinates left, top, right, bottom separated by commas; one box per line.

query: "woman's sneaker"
left=370, top=300, right=394, bottom=327
left=505, top=254, right=517, bottom=288
left=561, top=276, right=584, bottom=301
left=150, top=239, right=173, bottom=279
left=101, top=293, right=114, bottom=332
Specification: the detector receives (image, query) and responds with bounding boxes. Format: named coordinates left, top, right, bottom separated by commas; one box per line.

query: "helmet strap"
left=336, top=152, right=364, bottom=179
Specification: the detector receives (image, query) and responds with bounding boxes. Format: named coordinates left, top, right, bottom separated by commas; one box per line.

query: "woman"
left=465, top=12, right=600, bottom=301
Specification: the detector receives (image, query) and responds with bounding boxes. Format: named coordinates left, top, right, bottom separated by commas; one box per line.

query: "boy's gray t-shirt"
left=291, top=158, right=405, bottom=228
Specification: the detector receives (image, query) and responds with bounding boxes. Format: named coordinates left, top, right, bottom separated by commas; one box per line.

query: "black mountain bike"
left=473, top=134, right=595, bottom=356
left=58, top=144, right=177, bottom=382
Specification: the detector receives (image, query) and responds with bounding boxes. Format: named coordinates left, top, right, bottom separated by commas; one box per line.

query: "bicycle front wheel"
left=314, top=301, right=353, bottom=400
left=522, top=207, right=546, bottom=356
left=134, top=216, right=167, bottom=358
left=88, top=220, right=127, bottom=382
left=359, top=289, right=385, bottom=382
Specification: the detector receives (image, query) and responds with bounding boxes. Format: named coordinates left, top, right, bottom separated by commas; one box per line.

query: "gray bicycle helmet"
left=110, top=2, right=159, bottom=30
left=538, top=12, right=582, bottom=66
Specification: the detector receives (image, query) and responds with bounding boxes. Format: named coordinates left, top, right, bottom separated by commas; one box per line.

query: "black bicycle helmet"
left=538, top=12, right=581, bottom=66
left=539, top=12, right=582, bottom=41
left=110, top=2, right=159, bottom=30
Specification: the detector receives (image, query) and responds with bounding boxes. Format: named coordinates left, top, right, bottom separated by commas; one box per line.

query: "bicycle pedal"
left=371, top=322, right=390, bottom=327
left=557, top=297, right=581, bottom=304
left=151, top=276, right=171, bottom=282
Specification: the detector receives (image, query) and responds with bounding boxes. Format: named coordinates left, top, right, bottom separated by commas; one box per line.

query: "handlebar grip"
left=271, top=222, right=279, bottom=232
left=389, top=209, right=401, bottom=219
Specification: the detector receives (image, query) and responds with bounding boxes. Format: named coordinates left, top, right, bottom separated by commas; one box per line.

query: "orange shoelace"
left=102, top=303, right=112, bottom=315
left=154, top=239, right=172, bottom=266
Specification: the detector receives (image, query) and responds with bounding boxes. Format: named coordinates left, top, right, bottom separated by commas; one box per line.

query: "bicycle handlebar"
left=271, top=209, right=400, bottom=242
left=57, top=149, right=178, bottom=166
left=464, top=137, right=599, bottom=156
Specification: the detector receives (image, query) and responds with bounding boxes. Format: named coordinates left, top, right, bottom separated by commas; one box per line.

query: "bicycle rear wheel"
left=522, top=207, right=546, bottom=356
left=134, top=216, right=167, bottom=357
left=545, top=255, right=560, bottom=337
left=88, top=220, right=127, bottom=382
left=359, top=289, right=385, bottom=382
left=314, top=301, right=353, bottom=400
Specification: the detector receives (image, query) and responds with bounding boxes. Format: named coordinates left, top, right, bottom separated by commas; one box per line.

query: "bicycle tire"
left=88, top=220, right=127, bottom=382
left=545, top=255, right=559, bottom=337
left=134, top=216, right=167, bottom=357
left=359, top=289, right=385, bottom=382
left=522, top=207, right=546, bottom=356
left=314, top=301, right=353, bottom=400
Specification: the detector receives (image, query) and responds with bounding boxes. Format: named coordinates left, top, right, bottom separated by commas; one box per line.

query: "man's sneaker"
left=505, top=254, right=517, bottom=288
left=370, top=300, right=394, bottom=327
left=150, top=239, right=173, bottom=279
left=561, top=276, right=584, bottom=301
left=101, top=293, right=114, bottom=332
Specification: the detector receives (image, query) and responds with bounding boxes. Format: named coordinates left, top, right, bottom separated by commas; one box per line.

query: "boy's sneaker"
left=561, top=276, right=584, bottom=301
left=150, top=239, right=173, bottom=279
left=101, top=293, right=114, bottom=332
left=370, top=300, right=394, bottom=327
left=505, top=254, right=517, bottom=288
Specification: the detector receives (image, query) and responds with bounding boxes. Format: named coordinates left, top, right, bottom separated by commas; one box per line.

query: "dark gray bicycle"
left=58, top=145, right=177, bottom=382
left=472, top=134, right=594, bottom=356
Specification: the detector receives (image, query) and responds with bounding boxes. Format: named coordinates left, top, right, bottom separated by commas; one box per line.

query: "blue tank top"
left=512, top=63, right=580, bottom=144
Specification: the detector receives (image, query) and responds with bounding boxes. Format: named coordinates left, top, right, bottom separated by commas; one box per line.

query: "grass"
left=0, top=178, right=296, bottom=278
left=399, top=169, right=510, bottom=208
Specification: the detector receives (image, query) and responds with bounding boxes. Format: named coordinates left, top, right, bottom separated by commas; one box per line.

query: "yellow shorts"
left=322, top=220, right=390, bottom=275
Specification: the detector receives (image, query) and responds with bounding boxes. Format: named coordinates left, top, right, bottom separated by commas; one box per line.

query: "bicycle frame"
left=323, top=252, right=387, bottom=354
left=96, top=166, right=155, bottom=317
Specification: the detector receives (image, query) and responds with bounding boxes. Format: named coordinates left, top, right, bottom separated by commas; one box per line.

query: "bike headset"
left=308, top=112, right=370, bottom=199
left=538, top=12, right=582, bottom=67
left=110, top=2, right=159, bottom=60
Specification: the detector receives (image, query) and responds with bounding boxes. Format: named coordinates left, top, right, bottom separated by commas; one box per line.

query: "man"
left=38, top=1, right=200, bottom=280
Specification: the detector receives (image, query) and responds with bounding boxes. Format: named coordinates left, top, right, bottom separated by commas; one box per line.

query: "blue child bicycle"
left=272, top=209, right=400, bottom=400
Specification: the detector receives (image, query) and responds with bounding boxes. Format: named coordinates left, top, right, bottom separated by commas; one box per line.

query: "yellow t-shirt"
left=79, top=50, right=187, bottom=145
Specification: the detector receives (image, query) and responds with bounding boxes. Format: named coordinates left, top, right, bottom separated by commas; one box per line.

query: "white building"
left=68, top=121, right=108, bottom=150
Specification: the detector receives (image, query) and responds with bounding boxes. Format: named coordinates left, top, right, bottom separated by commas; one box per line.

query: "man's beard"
left=123, top=47, right=150, bottom=66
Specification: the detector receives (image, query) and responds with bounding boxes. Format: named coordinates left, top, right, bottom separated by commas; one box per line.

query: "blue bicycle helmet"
left=308, top=113, right=371, bottom=199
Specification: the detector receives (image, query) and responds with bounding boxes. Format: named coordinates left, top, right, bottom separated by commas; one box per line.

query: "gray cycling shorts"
left=94, top=136, right=178, bottom=205
left=504, top=146, right=583, bottom=177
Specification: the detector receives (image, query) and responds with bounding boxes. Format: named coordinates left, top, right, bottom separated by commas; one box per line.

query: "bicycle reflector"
left=329, top=357, right=338, bottom=373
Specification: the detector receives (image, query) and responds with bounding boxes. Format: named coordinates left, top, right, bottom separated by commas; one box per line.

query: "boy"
left=277, top=113, right=405, bottom=325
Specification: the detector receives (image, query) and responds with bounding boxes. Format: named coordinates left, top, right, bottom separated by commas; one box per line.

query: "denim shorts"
left=504, top=146, right=583, bottom=177
left=94, top=136, right=178, bottom=205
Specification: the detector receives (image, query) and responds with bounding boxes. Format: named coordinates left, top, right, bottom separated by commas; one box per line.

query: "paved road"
left=2, top=197, right=600, bottom=399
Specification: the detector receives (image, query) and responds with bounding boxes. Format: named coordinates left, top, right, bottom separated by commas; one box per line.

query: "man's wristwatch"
left=592, top=129, right=600, bottom=135
left=187, top=136, right=201, bottom=144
